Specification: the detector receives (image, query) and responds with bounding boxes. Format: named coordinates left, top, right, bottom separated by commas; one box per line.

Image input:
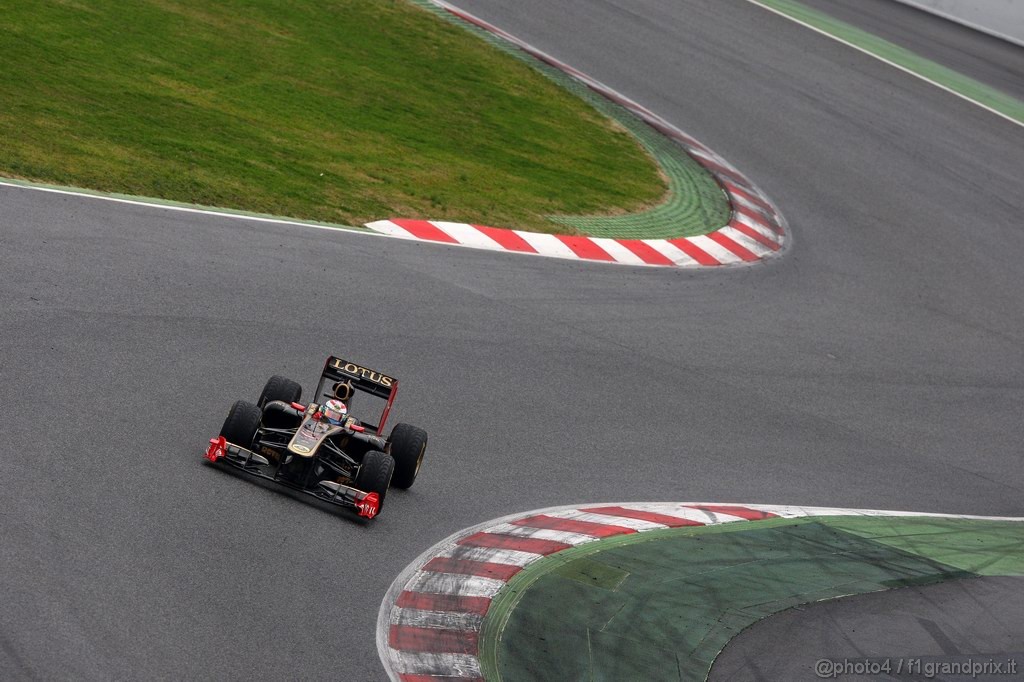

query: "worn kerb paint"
left=376, top=502, right=1024, bottom=681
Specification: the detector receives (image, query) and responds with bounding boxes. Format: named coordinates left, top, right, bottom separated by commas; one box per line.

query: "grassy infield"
left=0, top=0, right=671, bottom=233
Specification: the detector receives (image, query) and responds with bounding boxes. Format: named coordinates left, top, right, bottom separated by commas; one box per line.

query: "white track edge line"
left=0, top=180, right=391, bottom=239
left=742, top=0, right=1024, bottom=130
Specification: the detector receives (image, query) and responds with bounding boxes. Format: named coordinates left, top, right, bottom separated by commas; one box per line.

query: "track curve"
left=2, top=0, right=1022, bottom=679
left=377, top=503, right=1024, bottom=680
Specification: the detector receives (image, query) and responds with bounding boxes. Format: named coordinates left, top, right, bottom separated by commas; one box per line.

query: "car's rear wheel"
left=220, top=400, right=261, bottom=448
left=389, top=423, right=427, bottom=489
left=355, top=450, right=395, bottom=511
left=258, top=375, right=302, bottom=408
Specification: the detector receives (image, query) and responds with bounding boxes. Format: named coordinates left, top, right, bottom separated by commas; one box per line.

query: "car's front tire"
left=355, top=450, right=395, bottom=511
left=389, top=423, right=427, bottom=489
left=258, top=375, right=302, bottom=408
left=220, top=400, right=261, bottom=448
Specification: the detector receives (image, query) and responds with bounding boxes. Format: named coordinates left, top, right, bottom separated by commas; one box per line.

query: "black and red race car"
left=204, top=356, right=427, bottom=520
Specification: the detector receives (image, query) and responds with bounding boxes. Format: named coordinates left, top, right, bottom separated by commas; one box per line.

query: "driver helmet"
left=322, top=399, right=348, bottom=425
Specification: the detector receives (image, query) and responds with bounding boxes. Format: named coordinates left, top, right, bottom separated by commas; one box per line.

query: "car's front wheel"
left=219, top=400, right=261, bottom=448
left=354, top=450, right=395, bottom=511
left=258, top=375, right=302, bottom=408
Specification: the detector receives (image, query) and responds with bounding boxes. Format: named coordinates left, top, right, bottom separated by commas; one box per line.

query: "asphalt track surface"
left=709, top=576, right=1024, bottom=680
left=1, top=0, right=1022, bottom=679
left=801, top=0, right=1024, bottom=100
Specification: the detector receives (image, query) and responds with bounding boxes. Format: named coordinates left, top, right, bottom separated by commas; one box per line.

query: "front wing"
left=204, top=436, right=380, bottom=519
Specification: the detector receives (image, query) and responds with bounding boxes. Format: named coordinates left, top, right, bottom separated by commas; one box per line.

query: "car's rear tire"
left=258, top=375, right=302, bottom=408
left=355, top=450, right=395, bottom=511
left=220, top=400, right=261, bottom=448
left=389, top=423, right=427, bottom=489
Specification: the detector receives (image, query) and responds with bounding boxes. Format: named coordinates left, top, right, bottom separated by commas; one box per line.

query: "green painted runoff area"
left=748, top=0, right=1024, bottom=125
left=480, top=516, right=1024, bottom=682
left=0, top=0, right=728, bottom=238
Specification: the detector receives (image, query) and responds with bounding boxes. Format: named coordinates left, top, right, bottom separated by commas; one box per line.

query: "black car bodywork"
left=204, top=356, right=428, bottom=519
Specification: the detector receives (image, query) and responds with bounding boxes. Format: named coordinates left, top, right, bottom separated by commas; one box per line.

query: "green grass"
left=0, top=0, right=668, bottom=233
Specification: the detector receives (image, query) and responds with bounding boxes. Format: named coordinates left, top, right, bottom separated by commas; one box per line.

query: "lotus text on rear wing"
left=329, top=358, right=394, bottom=387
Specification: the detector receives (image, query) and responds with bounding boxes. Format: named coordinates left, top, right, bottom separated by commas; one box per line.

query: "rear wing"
left=316, top=356, right=399, bottom=433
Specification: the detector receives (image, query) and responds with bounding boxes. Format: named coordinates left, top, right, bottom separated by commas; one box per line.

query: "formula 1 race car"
left=204, top=356, right=427, bottom=520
